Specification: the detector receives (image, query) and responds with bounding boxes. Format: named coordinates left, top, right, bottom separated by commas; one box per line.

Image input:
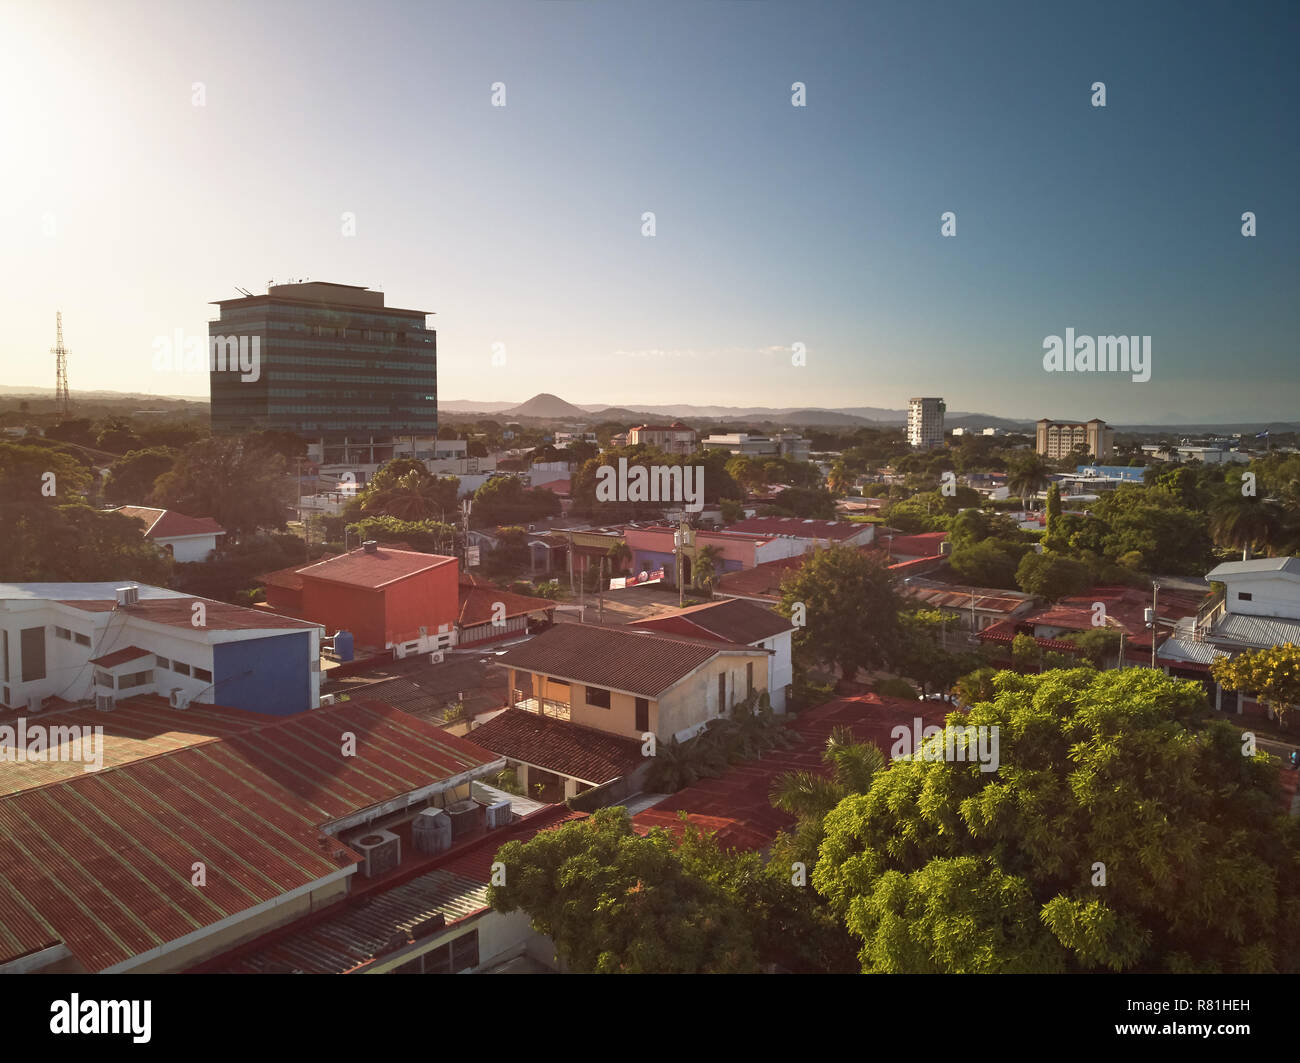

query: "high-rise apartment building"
left=907, top=397, right=945, bottom=449
left=209, top=282, right=436, bottom=465
left=1036, top=418, right=1113, bottom=460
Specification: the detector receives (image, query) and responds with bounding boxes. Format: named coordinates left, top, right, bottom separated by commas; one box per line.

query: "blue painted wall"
left=213, top=632, right=311, bottom=715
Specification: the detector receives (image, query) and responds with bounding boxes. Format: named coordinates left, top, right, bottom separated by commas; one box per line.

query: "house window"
left=1238, top=592, right=1253, bottom=602
left=94, top=670, right=113, bottom=688
left=635, top=697, right=649, bottom=733
left=747, top=662, right=754, bottom=696
left=156, top=656, right=170, bottom=670
left=585, top=686, right=611, bottom=709
left=20, top=627, right=45, bottom=683
left=173, top=662, right=192, bottom=677
left=74, top=633, right=90, bottom=647
left=55, top=627, right=71, bottom=640
left=194, top=667, right=213, bottom=683
left=394, top=931, right=480, bottom=974
left=718, top=673, right=726, bottom=712
left=118, top=669, right=154, bottom=689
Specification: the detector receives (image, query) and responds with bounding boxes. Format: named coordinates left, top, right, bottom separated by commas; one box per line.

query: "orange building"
left=293, top=542, right=459, bottom=653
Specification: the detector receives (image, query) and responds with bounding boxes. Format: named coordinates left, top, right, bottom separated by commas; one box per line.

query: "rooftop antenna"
left=52, top=311, right=71, bottom=419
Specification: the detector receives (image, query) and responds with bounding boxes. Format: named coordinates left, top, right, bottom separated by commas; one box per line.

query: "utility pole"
left=1149, top=580, right=1160, bottom=670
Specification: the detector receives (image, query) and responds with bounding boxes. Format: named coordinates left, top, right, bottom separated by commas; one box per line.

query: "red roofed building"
left=632, top=692, right=946, bottom=851
left=294, top=542, right=460, bottom=654
left=457, top=574, right=556, bottom=647
left=110, top=506, right=226, bottom=562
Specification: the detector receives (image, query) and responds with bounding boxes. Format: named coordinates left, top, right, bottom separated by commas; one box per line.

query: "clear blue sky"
left=1, top=0, right=1296, bottom=422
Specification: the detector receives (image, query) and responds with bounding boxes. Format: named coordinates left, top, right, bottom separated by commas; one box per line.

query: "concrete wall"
left=1220, top=572, right=1300, bottom=621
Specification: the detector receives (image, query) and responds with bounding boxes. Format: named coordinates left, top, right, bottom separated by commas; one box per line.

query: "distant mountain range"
left=3, top=386, right=1292, bottom=434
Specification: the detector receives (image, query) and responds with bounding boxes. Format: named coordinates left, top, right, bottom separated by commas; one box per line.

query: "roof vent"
left=362, top=540, right=378, bottom=554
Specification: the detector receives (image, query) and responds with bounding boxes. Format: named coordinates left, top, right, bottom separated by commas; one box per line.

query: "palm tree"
left=361, top=470, right=444, bottom=521
left=606, top=540, right=632, bottom=575
left=770, top=725, right=886, bottom=865
left=1209, top=496, right=1284, bottom=560
left=693, top=544, right=724, bottom=595
left=1007, top=456, right=1052, bottom=511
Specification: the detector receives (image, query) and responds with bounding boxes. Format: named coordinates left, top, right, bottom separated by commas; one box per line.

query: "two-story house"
left=468, top=622, right=771, bottom=800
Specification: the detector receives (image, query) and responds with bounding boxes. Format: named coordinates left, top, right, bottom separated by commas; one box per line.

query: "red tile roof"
left=297, top=546, right=457, bottom=590
left=628, top=598, right=792, bottom=645
left=497, top=622, right=767, bottom=699
left=58, top=597, right=321, bottom=631
left=877, top=531, right=948, bottom=558
left=468, top=709, right=646, bottom=784
left=532, top=479, right=571, bottom=495
left=725, top=517, right=865, bottom=541
left=87, top=645, right=153, bottom=668
left=112, top=506, right=225, bottom=539
left=632, top=693, right=947, bottom=851
left=715, top=555, right=808, bottom=602
left=978, top=585, right=1205, bottom=650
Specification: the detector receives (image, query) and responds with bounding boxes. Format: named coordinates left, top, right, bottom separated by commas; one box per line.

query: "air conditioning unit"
left=115, top=585, right=140, bottom=608
left=348, top=829, right=402, bottom=878
left=446, top=799, right=482, bottom=840
left=95, top=693, right=115, bottom=712
left=411, top=808, right=452, bottom=855
left=169, top=688, right=190, bottom=709
left=27, top=694, right=44, bottom=714
left=319, top=694, right=336, bottom=706
left=483, top=799, right=512, bottom=830
left=429, top=651, right=445, bottom=665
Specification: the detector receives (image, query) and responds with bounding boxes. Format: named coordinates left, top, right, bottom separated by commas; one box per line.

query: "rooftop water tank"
left=333, top=630, right=354, bottom=662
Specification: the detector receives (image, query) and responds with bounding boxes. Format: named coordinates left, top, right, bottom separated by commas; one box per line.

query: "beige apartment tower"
left=907, top=397, right=945, bottom=449
left=1036, top=418, right=1113, bottom=460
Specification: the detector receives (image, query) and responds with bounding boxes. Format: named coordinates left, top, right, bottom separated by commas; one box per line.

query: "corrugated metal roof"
left=468, top=709, right=645, bottom=785
left=0, top=741, right=361, bottom=972
left=0, top=694, right=268, bottom=798
left=213, top=700, right=501, bottom=823
left=497, top=622, right=765, bottom=698
left=1210, top=612, right=1300, bottom=648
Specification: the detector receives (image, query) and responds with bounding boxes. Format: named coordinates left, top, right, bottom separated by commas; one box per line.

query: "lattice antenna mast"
left=52, top=311, right=71, bottom=418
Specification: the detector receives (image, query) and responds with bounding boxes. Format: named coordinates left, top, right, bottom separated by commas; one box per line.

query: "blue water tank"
left=333, top=630, right=354, bottom=662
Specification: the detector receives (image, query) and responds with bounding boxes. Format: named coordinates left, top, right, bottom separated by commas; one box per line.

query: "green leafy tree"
left=103, top=447, right=178, bottom=504
left=0, top=441, right=93, bottom=499
left=1016, top=551, right=1092, bottom=601
left=952, top=666, right=997, bottom=705
left=472, top=474, right=561, bottom=527
left=1010, top=633, right=1040, bottom=670
left=778, top=545, right=902, bottom=683
left=1044, top=483, right=1066, bottom=552
left=693, top=544, right=723, bottom=594
left=362, top=469, right=460, bottom=521
left=948, top=539, right=1022, bottom=589
left=0, top=503, right=173, bottom=584
left=488, top=807, right=759, bottom=973
left=95, top=417, right=141, bottom=454
left=1211, top=643, right=1300, bottom=724
left=149, top=436, right=291, bottom=541
left=813, top=668, right=1300, bottom=973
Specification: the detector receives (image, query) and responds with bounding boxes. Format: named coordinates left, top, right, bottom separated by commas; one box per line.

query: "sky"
left=1, top=0, right=1296, bottom=423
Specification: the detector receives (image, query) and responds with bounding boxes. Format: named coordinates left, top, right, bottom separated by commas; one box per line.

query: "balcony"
left=513, top=689, right=570, bottom=721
